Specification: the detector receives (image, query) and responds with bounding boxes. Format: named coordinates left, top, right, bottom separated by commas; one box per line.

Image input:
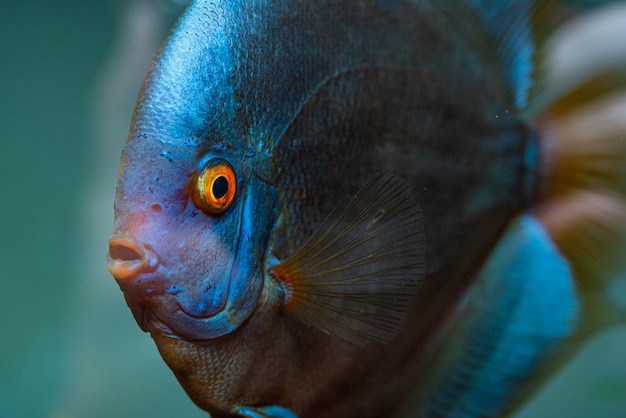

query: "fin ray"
left=270, top=173, right=426, bottom=346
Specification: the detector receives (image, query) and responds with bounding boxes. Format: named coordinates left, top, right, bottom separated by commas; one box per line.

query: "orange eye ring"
left=192, top=159, right=237, bottom=215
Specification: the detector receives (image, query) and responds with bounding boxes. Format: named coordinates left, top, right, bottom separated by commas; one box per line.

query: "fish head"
left=107, top=3, right=275, bottom=344
left=109, top=148, right=273, bottom=342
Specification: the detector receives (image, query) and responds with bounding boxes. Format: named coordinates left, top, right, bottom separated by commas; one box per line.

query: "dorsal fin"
left=464, top=0, right=537, bottom=108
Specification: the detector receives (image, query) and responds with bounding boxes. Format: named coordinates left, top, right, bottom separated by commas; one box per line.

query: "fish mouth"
left=108, top=235, right=158, bottom=281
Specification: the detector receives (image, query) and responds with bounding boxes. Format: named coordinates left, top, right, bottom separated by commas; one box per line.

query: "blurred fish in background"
left=0, top=1, right=625, bottom=418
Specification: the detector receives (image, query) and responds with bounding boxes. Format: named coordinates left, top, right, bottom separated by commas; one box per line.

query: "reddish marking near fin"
left=270, top=265, right=297, bottom=306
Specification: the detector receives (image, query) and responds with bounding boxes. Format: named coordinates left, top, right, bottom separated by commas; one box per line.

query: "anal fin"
left=415, top=216, right=578, bottom=417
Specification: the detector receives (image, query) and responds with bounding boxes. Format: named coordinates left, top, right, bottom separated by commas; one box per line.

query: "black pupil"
left=212, top=176, right=229, bottom=199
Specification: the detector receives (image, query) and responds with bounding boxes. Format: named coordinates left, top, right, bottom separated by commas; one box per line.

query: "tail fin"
left=538, top=85, right=626, bottom=200
left=537, top=189, right=626, bottom=331
left=536, top=84, right=626, bottom=332
left=533, top=9, right=626, bottom=333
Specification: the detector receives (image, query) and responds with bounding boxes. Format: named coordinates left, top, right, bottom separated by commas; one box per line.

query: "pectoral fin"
left=233, top=405, right=298, bottom=418
left=270, top=172, right=426, bottom=347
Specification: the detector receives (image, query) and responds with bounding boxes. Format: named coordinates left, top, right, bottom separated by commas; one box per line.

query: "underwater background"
left=0, top=0, right=624, bottom=417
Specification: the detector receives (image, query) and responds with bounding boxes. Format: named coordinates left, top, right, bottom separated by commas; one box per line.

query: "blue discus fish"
left=107, top=0, right=626, bottom=417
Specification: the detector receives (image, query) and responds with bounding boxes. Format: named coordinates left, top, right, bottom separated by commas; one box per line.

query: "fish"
left=106, top=0, right=626, bottom=417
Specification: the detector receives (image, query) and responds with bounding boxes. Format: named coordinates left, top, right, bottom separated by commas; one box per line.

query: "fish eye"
left=192, top=159, right=237, bottom=215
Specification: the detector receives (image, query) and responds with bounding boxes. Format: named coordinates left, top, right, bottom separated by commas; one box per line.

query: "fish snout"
left=108, top=234, right=158, bottom=281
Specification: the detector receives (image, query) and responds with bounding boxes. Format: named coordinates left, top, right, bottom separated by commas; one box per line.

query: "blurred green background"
left=0, top=1, right=624, bottom=417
